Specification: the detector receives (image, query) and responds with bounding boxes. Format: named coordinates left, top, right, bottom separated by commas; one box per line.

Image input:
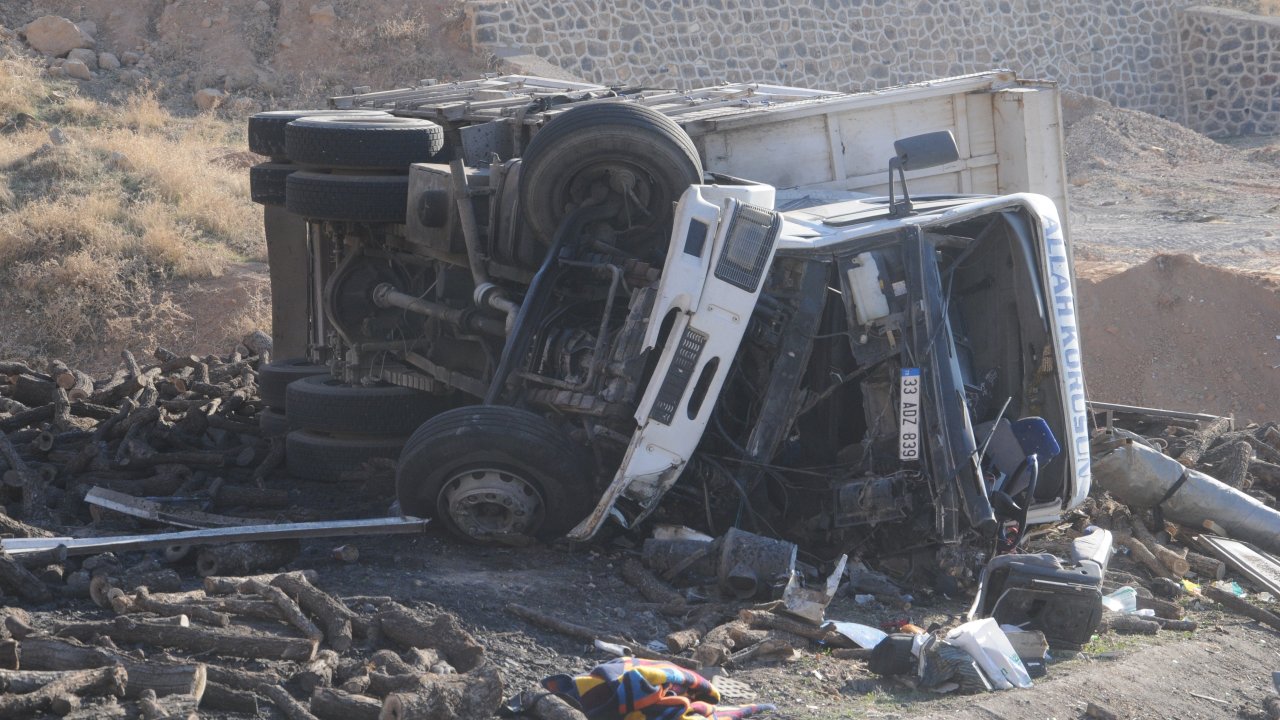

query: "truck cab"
left=248, top=71, right=1086, bottom=567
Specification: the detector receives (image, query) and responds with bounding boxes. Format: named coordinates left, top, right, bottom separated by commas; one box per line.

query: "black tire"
left=284, top=116, right=444, bottom=170
left=249, top=162, right=295, bottom=206
left=248, top=110, right=389, bottom=159
left=285, top=171, right=409, bottom=223
left=286, top=430, right=405, bottom=483
left=285, top=375, right=450, bottom=436
left=519, top=102, right=703, bottom=258
left=396, top=406, right=595, bottom=543
left=258, top=408, right=289, bottom=438
left=258, top=358, right=329, bottom=408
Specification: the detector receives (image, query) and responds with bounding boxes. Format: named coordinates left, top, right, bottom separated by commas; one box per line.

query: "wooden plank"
left=2, top=517, right=429, bottom=556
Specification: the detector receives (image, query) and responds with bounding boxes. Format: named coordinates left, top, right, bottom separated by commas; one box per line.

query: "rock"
left=277, top=36, right=292, bottom=49
left=98, top=52, right=120, bottom=70
left=22, top=15, right=94, bottom=56
left=254, top=71, right=283, bottom=95
left=117, top=69, right=145, bottom=86
left=106, top=151, right=133, bottom=171
left=223, top=69, right=257, bottom=92
left=63, top=59, right=93, bottom=81
left=201, top=18, right=212, bottom=29
left=309, top=3, right=337, bottom=25
left=242, top=330, right=273, bottom=356
left=254, top=0, right=270, bottom=11
left=67, top=47, right=97, bottom=69
left=194, top=88, right=226, bottom=111
left=48, top=127, right=70, bottom=145
left=121, top=51, right=140, bottom=65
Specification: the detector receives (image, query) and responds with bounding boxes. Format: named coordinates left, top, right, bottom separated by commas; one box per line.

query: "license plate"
left=899, top=367, right=921, bottom=461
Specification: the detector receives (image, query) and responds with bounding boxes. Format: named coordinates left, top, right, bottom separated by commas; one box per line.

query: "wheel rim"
left=439, top=467, right=544, bottom=541
left=558, top=159, right=666, bottom=254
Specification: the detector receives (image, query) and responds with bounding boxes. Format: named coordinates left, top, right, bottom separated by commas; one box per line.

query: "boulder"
left=22, top=15, right=93, bottom=56
left=67, top=47, right=97, bottom=69
left=63, top=59, right=93, bottom=81
left=254, top=0, right=270, bottom=11
left=194, top=87, right=226, bottom=111
left=118, top=69, right=146, bottom=87
left=98, top=52, right=121, bottom=70
left=120, top=51, right=140, bottom=65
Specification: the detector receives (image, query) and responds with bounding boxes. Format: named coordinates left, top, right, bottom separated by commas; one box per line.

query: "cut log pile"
left=0, top=346, right=506, bottom=718
left=1079, top=411, right=1280, bottom=643
left=0, top=346, right=286, bottom=542
left=0, top=571, right=502, bottom=719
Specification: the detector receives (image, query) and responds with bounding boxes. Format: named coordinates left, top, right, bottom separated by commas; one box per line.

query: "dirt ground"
left=4, top=3, right=1280, bottom=717
left=181, top=473, right=1280, bottom=720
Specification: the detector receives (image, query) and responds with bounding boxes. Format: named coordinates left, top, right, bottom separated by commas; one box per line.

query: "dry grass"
left=0, top=53, right=267, bottom=369
left=0, top=50, right=49, bottom=117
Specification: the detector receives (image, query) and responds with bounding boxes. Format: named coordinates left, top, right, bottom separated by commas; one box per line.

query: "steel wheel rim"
left=439, top=467, right=544, bottom=541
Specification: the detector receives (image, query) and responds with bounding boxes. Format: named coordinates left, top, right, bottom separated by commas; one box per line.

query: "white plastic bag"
left=825, top=621, right=887, bottom=649
left=944, top=618, right=1033, bottom=690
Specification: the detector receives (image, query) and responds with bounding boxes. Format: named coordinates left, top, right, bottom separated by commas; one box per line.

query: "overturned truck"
left=248, top=70, right=1089, bottom=570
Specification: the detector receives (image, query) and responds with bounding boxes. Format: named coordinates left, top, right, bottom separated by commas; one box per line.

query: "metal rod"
left=2, top=517, right=429, bottom=556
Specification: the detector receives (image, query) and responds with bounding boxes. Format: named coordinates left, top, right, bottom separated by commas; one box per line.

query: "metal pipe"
left=449, top=158, right=490, bottom=289
left=450, top=159, right=520, bottom=330
left=483, top=201, right=620, bottom=405
left=371, top=284, right=506, bottom=337
left=1092, top=432, right=1280, bottom=555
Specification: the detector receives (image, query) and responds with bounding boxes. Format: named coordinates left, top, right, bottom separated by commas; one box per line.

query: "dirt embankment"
left=0, top=1, right=490, bottom=371
left=0, top=0, right=486, bottom=111
left=1078, top=254, right=1280, bottom=421
left=1060, top=90, right=1280, bottom=420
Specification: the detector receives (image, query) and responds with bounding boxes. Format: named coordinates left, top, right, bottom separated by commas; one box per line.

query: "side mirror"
left=893, top=130, right=960, bottom=171
left=886, top=130, right=960, bottom=216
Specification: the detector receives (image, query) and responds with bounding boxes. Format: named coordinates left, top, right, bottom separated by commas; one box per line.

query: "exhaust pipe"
left=1092, top=432, right=1280, bottom=555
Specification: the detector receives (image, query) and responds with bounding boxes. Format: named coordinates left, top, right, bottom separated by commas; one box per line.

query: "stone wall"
left=468, top=0, right=1196, bottom=121
left=1179, top=6, right=1280, bottom=136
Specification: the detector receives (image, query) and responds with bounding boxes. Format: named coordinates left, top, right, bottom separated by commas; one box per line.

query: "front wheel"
left=395, top=406, right=596, bottom=543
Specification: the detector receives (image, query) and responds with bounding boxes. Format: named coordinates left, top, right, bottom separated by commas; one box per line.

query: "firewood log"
left=261, top=682, right=321, bottom=720
left=272, top=573, right=355, bottom=652
left=200, top=681, right=259, bottom=714
left=196, top=540, right=299, bottom=577
left=240, top=578, right=323, bottom=643
left=378, top=663, right=503, bottom=720
left=55, top=616, right=317, bottom=661
left=378, top=606, right=484, bottom=673
left=0, top=665, right=126, bottom=716
left=311, top=686, right=381, bottom=720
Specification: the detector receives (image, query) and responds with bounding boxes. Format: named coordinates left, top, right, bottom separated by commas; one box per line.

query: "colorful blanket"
left=542, top=657, right=775, bottom=720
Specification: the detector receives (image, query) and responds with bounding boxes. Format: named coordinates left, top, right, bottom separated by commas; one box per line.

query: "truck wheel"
left=396, top=406, right=595, bottom=543
left=250, top=162, right=295, bottom=206
left=248, top=110, right=389, bottom=159
left=259, top=358, right=329, bottom=409
left=285, top=171, right=409, bottom=223
left=284, top=116, right=444, bottom=170
left=518, top=102, right=703, bottom=260
left=285, top=375, right=452, bottom=436
left=286, top=430, right=405, bottom=483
